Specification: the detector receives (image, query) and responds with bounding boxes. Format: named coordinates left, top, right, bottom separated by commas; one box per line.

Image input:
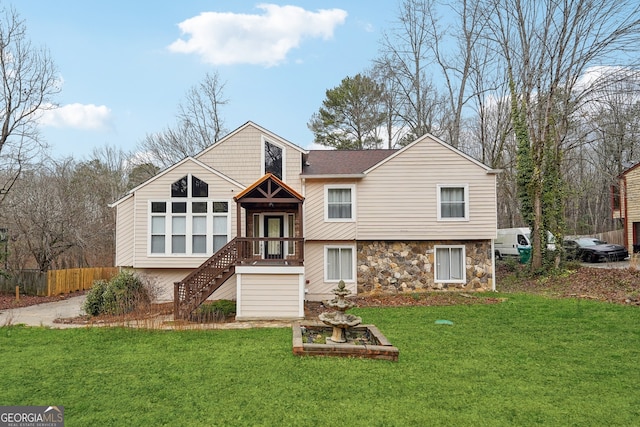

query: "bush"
left=83, top=271, right=150, bottom=317
left=83, top=279, right=108, bottom=316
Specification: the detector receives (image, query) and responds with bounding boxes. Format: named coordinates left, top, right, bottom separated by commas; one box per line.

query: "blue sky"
left=14, top=1, right=397, bottom=160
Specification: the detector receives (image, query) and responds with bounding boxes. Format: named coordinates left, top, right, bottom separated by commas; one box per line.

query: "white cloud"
left=168, top=4, right=348, bottom=67
left=38, top=103, right=112, bottom=130
left=575, top=66, right=624, bottom=90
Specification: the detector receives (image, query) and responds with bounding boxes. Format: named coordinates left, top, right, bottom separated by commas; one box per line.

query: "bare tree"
left=376, top=0, right=446, bottom=144
left=0, top=6, right=59, bottom=204
left=371, top=60, right=407, bottom=148
left=4, top=159, right=80, bottom=271
left=139, top=71, right=228, bottom=168
left=487, top=0, right=640, bottom=269
left=1, top=145, right=135, bottom=271
left=425, top=0, right=490, bottom=148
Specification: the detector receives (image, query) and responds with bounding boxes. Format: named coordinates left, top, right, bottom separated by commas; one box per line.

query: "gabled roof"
left=109, top=157, right=245, bottom=207
left=618, top=160, right=640, bottom=178
left=234, top=173, right=304, bottom=202
left=363, top=133, right=499, bottom=175
left=195, top=121, right=308, bottom=161
left=301, top=149, right=398, bottom=178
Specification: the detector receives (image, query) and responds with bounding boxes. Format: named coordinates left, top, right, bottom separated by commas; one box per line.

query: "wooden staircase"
left=174, top=238, right=238, bottom=320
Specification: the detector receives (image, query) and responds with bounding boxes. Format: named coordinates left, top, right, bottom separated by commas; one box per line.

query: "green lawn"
left=1, top=294, right=639, bottom=426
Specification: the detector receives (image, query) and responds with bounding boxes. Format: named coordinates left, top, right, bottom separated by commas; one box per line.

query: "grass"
left=1, top=294, right=639, bottom=426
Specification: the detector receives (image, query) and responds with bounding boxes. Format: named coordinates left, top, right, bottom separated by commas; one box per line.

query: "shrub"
left=194, top=299, right=236, bottom=322
left=83, top=279, right=108, bottom=316
left=83, top=271, right=150, bottom=317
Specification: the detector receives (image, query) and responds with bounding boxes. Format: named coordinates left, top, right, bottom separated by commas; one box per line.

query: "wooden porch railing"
left=236, top=237, right=304, bottom=265
left=174, top=238, right=238, bottom=319
left=174, top=237, right=304, bottom=319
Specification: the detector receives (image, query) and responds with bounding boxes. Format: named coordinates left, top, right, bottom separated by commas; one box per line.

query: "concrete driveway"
left=0, top=294, right=86, bottom=328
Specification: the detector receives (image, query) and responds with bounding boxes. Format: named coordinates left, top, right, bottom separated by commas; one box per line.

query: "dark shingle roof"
left=302, top=149, right=398, bottom=176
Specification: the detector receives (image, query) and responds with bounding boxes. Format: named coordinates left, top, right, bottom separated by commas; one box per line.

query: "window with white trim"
left=325, top=185, right=355, bottom=221
left=437, top=184, right=468, bottom=220
left=149, top=175, right=229, bottom=256
left=325, top=246, right=355, bottom=282
left=434, top=245, right=465, bottom=283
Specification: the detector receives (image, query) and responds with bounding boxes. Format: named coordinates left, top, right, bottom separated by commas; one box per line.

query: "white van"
left=495, top=228, right=556, bottom=259
left=495, top=228, right=531, bottom=259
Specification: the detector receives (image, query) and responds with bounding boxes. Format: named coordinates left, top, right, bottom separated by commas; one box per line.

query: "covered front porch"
left=174, top=173, right=306, bottom=320
left=234, top=173, right=305, bottom=266
left=233, top=173, right=306, bottom=320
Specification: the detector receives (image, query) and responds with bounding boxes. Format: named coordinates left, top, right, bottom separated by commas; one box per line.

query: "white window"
left=325, top=246, right=355, bottom=282
left=325, top=185, right=355, bottom=222
left=148, top=175, right=229, bottom=256
left=437, top=184, right=469, bottom=221
left=150, top=210, right=166, bottom=254
left=434, top=246, right=466, bottom=283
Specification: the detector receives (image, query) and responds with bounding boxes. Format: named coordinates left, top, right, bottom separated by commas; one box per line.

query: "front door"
left=264, top=216, right=284, bottom=259
left=634, top=222, right=640, bottom=253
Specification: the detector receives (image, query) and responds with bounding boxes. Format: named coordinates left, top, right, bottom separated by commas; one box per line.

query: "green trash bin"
left=518, top=247, right=531, bottom=264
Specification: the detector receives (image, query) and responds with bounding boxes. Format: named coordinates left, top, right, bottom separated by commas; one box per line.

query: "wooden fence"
left=592, top=229, right=624, bottom=246
left=0, top=270, right=47, bottom=296
left=46, top=267, right=120, bottom=296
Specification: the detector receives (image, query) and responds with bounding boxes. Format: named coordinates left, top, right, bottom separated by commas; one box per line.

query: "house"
left=110, top=122, right=499, bottom=320
left=614, top=162, right=640, bottom=253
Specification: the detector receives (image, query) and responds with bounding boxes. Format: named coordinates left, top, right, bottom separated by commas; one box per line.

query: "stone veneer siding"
left=357, top=240, right=493, bottom=294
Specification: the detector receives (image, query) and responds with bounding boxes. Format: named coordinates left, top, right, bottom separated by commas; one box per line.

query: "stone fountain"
left=292, top=280, right=399, bottom=361
left=318, top=280, right=362, bottom=343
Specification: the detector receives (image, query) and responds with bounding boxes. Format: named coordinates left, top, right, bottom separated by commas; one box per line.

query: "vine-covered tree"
left=308, top=73, right=386, bottom=150
left=490, top=0, right=640, bottom=269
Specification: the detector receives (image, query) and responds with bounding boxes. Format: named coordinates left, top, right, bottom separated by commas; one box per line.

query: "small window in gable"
left=265, top=140, right=283, bottom=180
left=191, top=176, right=208, bottom=197
left=171, top=176, right=188, bottom=198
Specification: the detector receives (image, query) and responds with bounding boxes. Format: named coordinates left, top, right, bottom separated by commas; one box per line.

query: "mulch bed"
left=0, top=291, right=86, bottom=311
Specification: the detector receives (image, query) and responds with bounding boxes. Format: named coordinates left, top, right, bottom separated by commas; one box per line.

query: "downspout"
left=132, top=193, right=136, bottom=268
left=491, top=239, right=496, bottom=291
left=301, top=177, right=308, bottom=298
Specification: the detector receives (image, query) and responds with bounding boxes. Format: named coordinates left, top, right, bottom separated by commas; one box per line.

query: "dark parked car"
left=563, top=237, right=629, bottom=263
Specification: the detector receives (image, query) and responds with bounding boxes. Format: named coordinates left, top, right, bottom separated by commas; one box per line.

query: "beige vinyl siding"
left=133, top=268, right=236, bottom=302
left=195, top=125, right=304, bottom=193
left=357, top=137, right=497, bottom=240
left=303, top=179, right=357, bottom=240
left=132, top=160, right=241, bottom=268
left=115, top=196, right=135, bottom=267
left=625, top=168, right=640, bottom=248
left=303, top=241, right=357, bottom=301
left=237, top=273, right=302, bottom=319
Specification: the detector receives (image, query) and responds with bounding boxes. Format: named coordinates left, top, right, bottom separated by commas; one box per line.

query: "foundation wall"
left=356, top=240, right=493, bottom=294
